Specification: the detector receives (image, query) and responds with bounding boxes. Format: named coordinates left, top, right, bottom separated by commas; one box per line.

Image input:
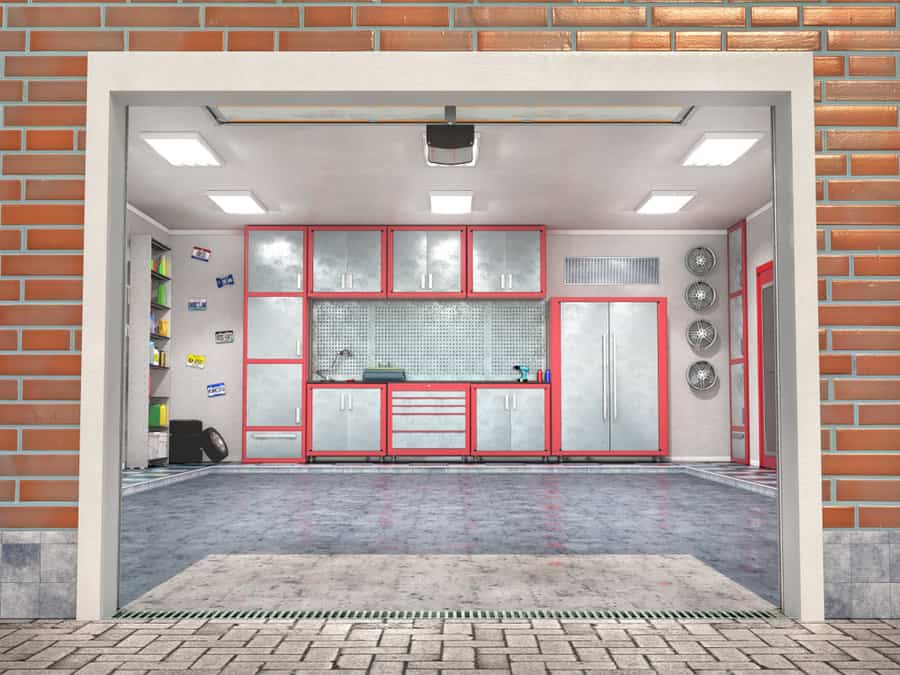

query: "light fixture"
left=141, top=132, right=222, bottom=167
left=430, top=191, right=473, bottom=215
left=681, top=132, right=763, bottom=167
left=635, top=190, right=696, bottom=215
left=207, top=191, right=266, bottom=215
left=424, top=132, right=479, bottom=167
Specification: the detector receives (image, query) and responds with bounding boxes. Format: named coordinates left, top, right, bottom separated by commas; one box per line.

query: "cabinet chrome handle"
left=296, top=340, right=302, bottom=357
left=506, top=273, right=513, bottom=289
left=295, top=407, right=301, bottom=425
left=421, top=273, right=427, bottom=289
left=503, top=394, right=509, bottom=411
left=512, top=394, right=517, bottom=410
left=339, top=393, right=345, bottom=411
left=251, top=433, right=297, bottom=440
left=601, top=334, right=607, bottom=421
left=347, top=272, right=353, bottom=289
left=499, top=273, right=506, bottom=290
left=347, top=392, right=353, bottom=411
left=340, top=273, right=346, bottom=289
left=612, top=333, right=617, bottom=421
left=428, top=273, right=433, bottom=289
left=297, top=273, right=303, bottom=290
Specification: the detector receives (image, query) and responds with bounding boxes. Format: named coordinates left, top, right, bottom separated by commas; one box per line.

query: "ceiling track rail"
left=114, top=608, right=779, bottom=621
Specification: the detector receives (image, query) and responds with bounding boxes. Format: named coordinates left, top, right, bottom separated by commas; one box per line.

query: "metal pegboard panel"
left=310, top=300, right=547, bottom=381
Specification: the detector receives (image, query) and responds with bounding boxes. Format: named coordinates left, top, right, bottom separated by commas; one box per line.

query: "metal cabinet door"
left=346, top=230, right=383, bottom=292
left=345, top=388, right=382, bottom=451
left=310, top=388, right=348, bottom=451
left=426, top=230, right=462, bottom=293
left=391, top=230, right=428, bottom=292
left=246, top=364, right=303, bottom=427
left=471, top=230, right=506, bottom=293
left=246, top=297, right=303, bottom=359
left=510, top=389, right=546, bottom=452
left=247, top=229, right=304, bottom=292
left=609, top=302, right=659, bottom=451
left=504, top=230, right=542, bottom=293
left=560, top=302, right=611, bottom=451
left=475, top=389, right=511, bottom=451
left=311, top=230, right=349, bottom=292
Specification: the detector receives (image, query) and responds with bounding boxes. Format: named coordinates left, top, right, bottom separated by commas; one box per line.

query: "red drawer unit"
left=472, top=384, right=550, bottom=457
left=387, top=383, right=470, bottom=457
left=306, top=383, right=386, bottom=458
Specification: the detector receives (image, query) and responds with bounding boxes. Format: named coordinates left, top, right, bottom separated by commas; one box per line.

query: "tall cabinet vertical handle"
left=296, top=340, right=302, bottom=357
left=601, top=334, right=608, bottom=420
left=611, top=334, right=618, bottom=420
left=295, top=407, right=301, bottom=425
left=297, top=273, right=303, bottom=289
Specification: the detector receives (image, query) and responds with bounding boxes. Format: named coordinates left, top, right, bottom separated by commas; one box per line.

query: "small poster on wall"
left=187, top=298, right=207, bottom=311
left=215, top=330, right=235, bottom=344
left=207, top=382, right=226, bottom=398
left=191, top=246, right=211, bottom=262
left=216, top=274, right=235, bottom=288
left=186, top=353, right=206, bottom=369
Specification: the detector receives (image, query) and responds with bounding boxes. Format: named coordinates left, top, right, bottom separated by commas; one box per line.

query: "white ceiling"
left=126, top=105, right=772, bottom=231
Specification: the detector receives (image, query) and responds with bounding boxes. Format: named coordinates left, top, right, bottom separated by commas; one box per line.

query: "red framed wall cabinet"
left=306, top=383, right=386, bottom=457
left=727, top=220, right=751, bottom=465
left=467, top=226, right=546, bottom=299
left=471, top=384, right=550, bottom=457
left=387, top=383, right=469, bottom=456
left=307, top=226, right=387, bottom=298
left=387, top=227, right=466, bottom=299
left=550, top=297, right=668, bottom=458
left=243, top=226, right=307, bottom=463
left=756, top=261, right=776, bottom=470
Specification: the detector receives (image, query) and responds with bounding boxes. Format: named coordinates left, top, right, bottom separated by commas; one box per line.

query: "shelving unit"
left=126, top=235, right=173, bottom=468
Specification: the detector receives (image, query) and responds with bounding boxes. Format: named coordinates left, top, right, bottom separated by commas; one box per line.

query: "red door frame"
left=306, top=383, right=387, bottom=457
left=307, top=226, right=387, bottom=298
left=756, top=261, right=776, bottom=470
left=466, top=225, right=546, bottom=299
left=243, top=226, right=307, bottom=463
left=727, top=219, right=750, bottom=465
left=471, top=383, right=551, bottom=457
left=386, top=226, right=467, bottom=299
left=387, top=382, right=470, bottom=456
left=549, top=297, right=669, bottom=457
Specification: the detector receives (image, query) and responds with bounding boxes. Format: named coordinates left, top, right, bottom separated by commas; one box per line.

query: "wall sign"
left=186, top=353, right=206, bottom=369
left=207, top=382, right=226, bottom=398
left=191, top=246, right=211, bottom=262
left=215, top=330, right=235, bottom=344
left=187, top=298, right=207, bottom=311
left=216, top=274, right=235, bottom=288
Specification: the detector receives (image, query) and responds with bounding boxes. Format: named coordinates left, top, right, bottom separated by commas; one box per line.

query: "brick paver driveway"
left=1, top=617, right=898, bottom=673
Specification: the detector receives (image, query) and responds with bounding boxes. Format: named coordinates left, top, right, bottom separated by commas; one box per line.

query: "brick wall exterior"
left=0, top=0, right=897, bottom=615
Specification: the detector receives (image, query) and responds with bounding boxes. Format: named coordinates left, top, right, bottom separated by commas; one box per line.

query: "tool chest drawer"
left=388, top=384, right=469, bottom=456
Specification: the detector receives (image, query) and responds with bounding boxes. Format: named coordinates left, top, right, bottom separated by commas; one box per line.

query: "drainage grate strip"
left=114, top=608, right=779, bottom=621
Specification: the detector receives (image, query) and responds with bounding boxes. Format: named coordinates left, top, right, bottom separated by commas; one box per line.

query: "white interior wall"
left=548, top=231, right=730, bottom=462
left=169, top=233, right=244, bottom=462
left=745, top=203, right=775, bottom=467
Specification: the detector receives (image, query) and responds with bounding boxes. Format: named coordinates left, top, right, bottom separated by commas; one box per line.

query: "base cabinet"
left=473, top=385, right=549, bottom=455
left=245, top=431, right=303, bottom=460
left=308, top=385, right=385, bottom=455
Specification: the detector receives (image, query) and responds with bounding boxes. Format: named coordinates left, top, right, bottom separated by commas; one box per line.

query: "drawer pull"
left=251, top=433, right=297, bottom=440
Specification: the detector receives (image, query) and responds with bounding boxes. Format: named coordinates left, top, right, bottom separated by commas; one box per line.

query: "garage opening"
left=116, top=100, right=782, bottom=614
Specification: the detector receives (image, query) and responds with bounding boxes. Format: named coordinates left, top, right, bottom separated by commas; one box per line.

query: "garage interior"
left=118, top=103, right=779, bottom=614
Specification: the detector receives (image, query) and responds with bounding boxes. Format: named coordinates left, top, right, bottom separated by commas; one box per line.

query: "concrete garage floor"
left=119, top=473, right=778, bottom=610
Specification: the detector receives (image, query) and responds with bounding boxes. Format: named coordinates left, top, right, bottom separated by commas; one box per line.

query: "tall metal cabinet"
left=243, top=227, right=306, bottom=462
left=550, top=298, right=668, bottom=457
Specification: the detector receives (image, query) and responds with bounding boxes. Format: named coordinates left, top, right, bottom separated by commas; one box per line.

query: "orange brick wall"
left=0, top=2, right=897, bottom=532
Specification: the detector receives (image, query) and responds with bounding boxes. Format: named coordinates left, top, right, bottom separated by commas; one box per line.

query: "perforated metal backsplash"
left=565, top=256, right=659, bottom=285
left=310, top=300, right=547, bottom=381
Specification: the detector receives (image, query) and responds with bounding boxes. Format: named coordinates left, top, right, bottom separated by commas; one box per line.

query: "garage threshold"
left=122, top=462, right=776, bottom=498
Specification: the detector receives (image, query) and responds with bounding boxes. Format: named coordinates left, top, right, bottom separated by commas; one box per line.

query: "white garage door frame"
left=78, top=51, right=823, bottom=621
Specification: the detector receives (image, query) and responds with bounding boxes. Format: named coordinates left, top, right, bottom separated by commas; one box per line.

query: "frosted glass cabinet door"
left=391, top=230, right=428, bottom=292
left=729, top=295, right=744, bottom=360
left=426, top=230, right=462, bottom=293
left=730, top=363, right=745, bottom=427
left=246, top=364, right=302, bottom=427
left=312, top=229, right=383, bottom=293
left=560, top=302, right=610, bottom=451
left=728, top=228, right=743, bottom=292
left=471, top=230, right=507, bottom=293
left=246, top=297, right=303, bottom=359
left=475, top=389, right=511, bottom=451
left=504, top=230, right=542, bottom=293
left=247, top=229, right=303, bottom=292
left=509, top=388, right=546, bottom=452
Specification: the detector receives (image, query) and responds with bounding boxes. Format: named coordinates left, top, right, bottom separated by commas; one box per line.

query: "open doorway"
left=78, top=52, right=823, bottom=621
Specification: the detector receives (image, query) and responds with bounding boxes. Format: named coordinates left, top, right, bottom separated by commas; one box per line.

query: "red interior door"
left=756, top=262, right=776, bottom=470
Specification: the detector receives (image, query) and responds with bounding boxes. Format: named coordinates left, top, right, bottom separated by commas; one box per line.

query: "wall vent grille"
left=564, top=256, right=659, bottom=285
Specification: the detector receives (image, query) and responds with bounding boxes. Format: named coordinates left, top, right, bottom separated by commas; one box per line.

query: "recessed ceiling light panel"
left=429, top=191, right=473, bottom=215
left=635, top=190, right=696, bottom=215
left=682, top=132, right=763, bottom=167
left=141, top=132, right=222, bottom=167
left=207, top=191, right=266, bottom=215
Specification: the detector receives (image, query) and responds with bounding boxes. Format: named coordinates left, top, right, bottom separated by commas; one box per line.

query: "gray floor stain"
left=119, top=473, right=778, bottom=607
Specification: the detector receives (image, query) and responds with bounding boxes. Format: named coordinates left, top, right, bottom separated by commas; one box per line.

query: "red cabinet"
left=387, top=383, right=470, bottom=456
left=467, top=226, right=546, bottom=299
left=308, top=226, right=387, bottom=298
left=387, top=226, right=466, bottom=298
